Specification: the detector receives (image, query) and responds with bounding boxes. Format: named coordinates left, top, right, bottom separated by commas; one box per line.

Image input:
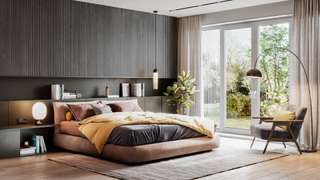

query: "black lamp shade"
left=246, top=68, right=262, bottom=78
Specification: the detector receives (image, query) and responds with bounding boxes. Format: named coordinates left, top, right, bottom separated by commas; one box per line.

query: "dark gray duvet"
left=104, top=124, right=206, bottom=146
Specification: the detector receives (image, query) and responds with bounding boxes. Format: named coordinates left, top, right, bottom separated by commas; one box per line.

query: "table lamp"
left=32, top=102, right=47, bottom=125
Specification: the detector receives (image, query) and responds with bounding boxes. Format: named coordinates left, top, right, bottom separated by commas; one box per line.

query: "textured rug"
left=49, top=146, right=288, bottom=180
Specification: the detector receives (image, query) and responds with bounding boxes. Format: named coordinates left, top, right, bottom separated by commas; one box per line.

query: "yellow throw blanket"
left=78, top=112, right=215, bottom=153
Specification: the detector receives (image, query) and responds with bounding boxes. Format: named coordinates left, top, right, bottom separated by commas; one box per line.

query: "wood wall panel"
left=0, top=0, right=177, bottom=78
left=0, top=102, right=9, bottom=126
left=145, top=96, right=162, bottom=112
left=53, top=0, right=72, bottom=77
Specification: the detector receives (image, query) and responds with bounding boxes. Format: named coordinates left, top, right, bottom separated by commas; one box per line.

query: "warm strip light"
left=169, top=0, right=233, bottom=12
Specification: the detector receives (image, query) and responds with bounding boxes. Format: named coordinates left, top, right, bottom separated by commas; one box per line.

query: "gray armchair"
left=250, top=105, right=307, bottom=154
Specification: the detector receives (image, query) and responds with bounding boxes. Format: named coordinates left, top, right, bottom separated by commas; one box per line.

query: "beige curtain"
left=178, top=15, right=202, bottom=117
left=291, top=0, right=319, bottom=150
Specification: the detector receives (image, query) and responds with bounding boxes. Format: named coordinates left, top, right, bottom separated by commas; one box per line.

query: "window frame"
left=202, top=16, right=292, bottom=135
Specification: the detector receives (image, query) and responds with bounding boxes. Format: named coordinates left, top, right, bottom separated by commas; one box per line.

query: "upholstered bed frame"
left=52, top=100, right=220, bottom=164
left=54, top=134, right=220, bottom=164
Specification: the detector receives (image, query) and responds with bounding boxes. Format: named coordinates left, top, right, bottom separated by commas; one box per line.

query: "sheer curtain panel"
left=178, top=15, right=202, bottom=117
left=291, top=0, right=319, bottom=150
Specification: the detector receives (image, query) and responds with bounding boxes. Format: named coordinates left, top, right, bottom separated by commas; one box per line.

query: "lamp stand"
left=35, top=119, right=43, bottom=125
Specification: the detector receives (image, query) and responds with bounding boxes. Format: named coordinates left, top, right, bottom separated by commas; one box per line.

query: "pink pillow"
left=68, top=103, right=104, bottom=121
left=53, top=101, right=100, bottom=124
left=108, top=102, right=143, bottom=112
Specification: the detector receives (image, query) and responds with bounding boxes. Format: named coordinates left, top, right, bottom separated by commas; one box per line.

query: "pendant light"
left=153, top=10, right=158, bottom=90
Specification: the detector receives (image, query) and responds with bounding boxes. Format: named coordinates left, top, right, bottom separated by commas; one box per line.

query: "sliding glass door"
left=257, top=20, right=290, bottom=120
left=202, top=17, right=291, bottom=135
left=225, top=27, right=252, bottom=130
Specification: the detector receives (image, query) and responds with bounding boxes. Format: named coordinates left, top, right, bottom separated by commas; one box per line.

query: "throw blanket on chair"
left=78, top=112, right=215, bottom=153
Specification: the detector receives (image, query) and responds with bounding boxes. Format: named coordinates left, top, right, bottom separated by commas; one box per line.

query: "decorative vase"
left=177, top=103, right=187, bottom=115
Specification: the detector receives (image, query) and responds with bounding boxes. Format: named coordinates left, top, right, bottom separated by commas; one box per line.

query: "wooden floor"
left=0, top=137, right=319, bottom=180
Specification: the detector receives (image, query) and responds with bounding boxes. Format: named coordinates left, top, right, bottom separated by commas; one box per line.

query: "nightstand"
left=0, top=124, right=57, bottom=159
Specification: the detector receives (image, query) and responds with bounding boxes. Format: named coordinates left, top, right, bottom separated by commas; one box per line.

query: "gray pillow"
left=92, top=106, right=113, bottom=115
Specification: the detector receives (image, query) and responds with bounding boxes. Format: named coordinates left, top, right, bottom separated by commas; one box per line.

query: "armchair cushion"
left=250, top=124, right=295, bottom=139
left=273, top=110, right=295, bottom=130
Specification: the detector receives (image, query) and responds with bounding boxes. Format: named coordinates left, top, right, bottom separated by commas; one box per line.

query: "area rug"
left=49, top=146, right=288, bottom=180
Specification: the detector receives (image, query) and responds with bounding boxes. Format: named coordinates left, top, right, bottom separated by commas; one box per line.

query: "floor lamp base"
left=301, top=149, right=317, bottom=152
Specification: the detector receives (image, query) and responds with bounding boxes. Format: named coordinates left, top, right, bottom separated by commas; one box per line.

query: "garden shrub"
left=227, top=92, right=251, bottom=118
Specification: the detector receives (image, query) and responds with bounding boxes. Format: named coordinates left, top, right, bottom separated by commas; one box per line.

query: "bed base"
left=53, top=133, right=220, bottom=164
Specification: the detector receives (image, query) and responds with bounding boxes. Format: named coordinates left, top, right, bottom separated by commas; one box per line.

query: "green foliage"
left=163, top=70, right=199, bottom=108
left=227, top=93, right=251, bottom=118
left=260, top=88, right=289, bottom=116
left=260, top=25, right=289, bottom=94
left=226, top=32, right=252, bottom=95
left=258, top=24, right=290, bottom=116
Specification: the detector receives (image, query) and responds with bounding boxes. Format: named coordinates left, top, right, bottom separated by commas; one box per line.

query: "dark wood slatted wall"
left=0, top=0, right=177, bottom=78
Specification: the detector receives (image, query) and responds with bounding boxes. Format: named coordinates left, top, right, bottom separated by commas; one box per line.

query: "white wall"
left=202, top=1, right=293, bottom=26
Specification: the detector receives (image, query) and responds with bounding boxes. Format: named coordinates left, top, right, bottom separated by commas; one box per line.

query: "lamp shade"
left=153, top=68, right=158, bottom=90
left=246, top=68, right=262, bottom=78
left=32, top=102, right=47, bottom=120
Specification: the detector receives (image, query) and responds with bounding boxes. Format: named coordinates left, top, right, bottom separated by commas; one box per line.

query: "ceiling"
left=75, top=0, right=290, bottom=18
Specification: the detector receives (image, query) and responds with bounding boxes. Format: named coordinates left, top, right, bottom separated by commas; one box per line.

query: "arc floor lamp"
left=246, top=46, right=317, bottom=152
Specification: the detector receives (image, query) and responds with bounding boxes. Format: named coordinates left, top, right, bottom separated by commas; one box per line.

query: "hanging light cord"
left=154, top=10, right=158, bottom=70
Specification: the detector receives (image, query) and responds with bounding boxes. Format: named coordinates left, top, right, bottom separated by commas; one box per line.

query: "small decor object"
left=31, top=135, right=46, bottom=154
left=131, top=83, right=145, bottom=97
left=20, top=146, right=36, bottom=156
left=163, top=70, right=198, bottom=115
left=108, top=95, right=120, bottom=98
left=51, top=84, right=64, bottom=100
left=105, top=85, right=110, bottom=97
left=32, top=102, right=47, bottom=125
left=23, top=140, right=29, bottom=148
left=31, top=135, right=40, bottom=154
left=120, top=83, right=130, bottom=97
left=76, top=93, right=82, bottom=99
left=63, top=90, right=77, bottom=99
left=17, top=118, right=27, bottom=124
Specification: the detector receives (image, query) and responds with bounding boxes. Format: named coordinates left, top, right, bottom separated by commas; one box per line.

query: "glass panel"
left=202, top=29, right=220, bottom=128
left=259, top=23, right=290, bottom=117
left=225, top=28, right=251, bottom=129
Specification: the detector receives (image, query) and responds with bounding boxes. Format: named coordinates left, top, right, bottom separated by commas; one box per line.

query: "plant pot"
left=177, top=103, right=187, bottom=115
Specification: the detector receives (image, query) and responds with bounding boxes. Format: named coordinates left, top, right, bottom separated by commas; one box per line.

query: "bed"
left=53, top=99, right=220, bottom=164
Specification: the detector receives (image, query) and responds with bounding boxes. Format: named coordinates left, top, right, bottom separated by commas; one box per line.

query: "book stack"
left=20, top=146, right=36, bottom=156
left=31, top=135, right=47, bottom=154
left=63, top=90, right=76, bottom=99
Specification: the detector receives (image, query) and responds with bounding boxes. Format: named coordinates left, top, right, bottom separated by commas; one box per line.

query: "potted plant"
left=163, top=70, right=198, bottom=115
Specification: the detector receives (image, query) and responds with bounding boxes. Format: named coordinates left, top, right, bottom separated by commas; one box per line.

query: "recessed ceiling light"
left=169, top=0, right=233, bottom=12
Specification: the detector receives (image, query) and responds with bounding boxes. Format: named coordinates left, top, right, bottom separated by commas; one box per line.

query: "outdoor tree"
left=258, top=24, right=289, bottom=116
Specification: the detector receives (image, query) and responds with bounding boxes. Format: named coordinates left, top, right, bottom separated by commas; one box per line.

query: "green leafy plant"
left=163, top=70, right=198, bottom=109
left=227, top=92, right=251, bottom=118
